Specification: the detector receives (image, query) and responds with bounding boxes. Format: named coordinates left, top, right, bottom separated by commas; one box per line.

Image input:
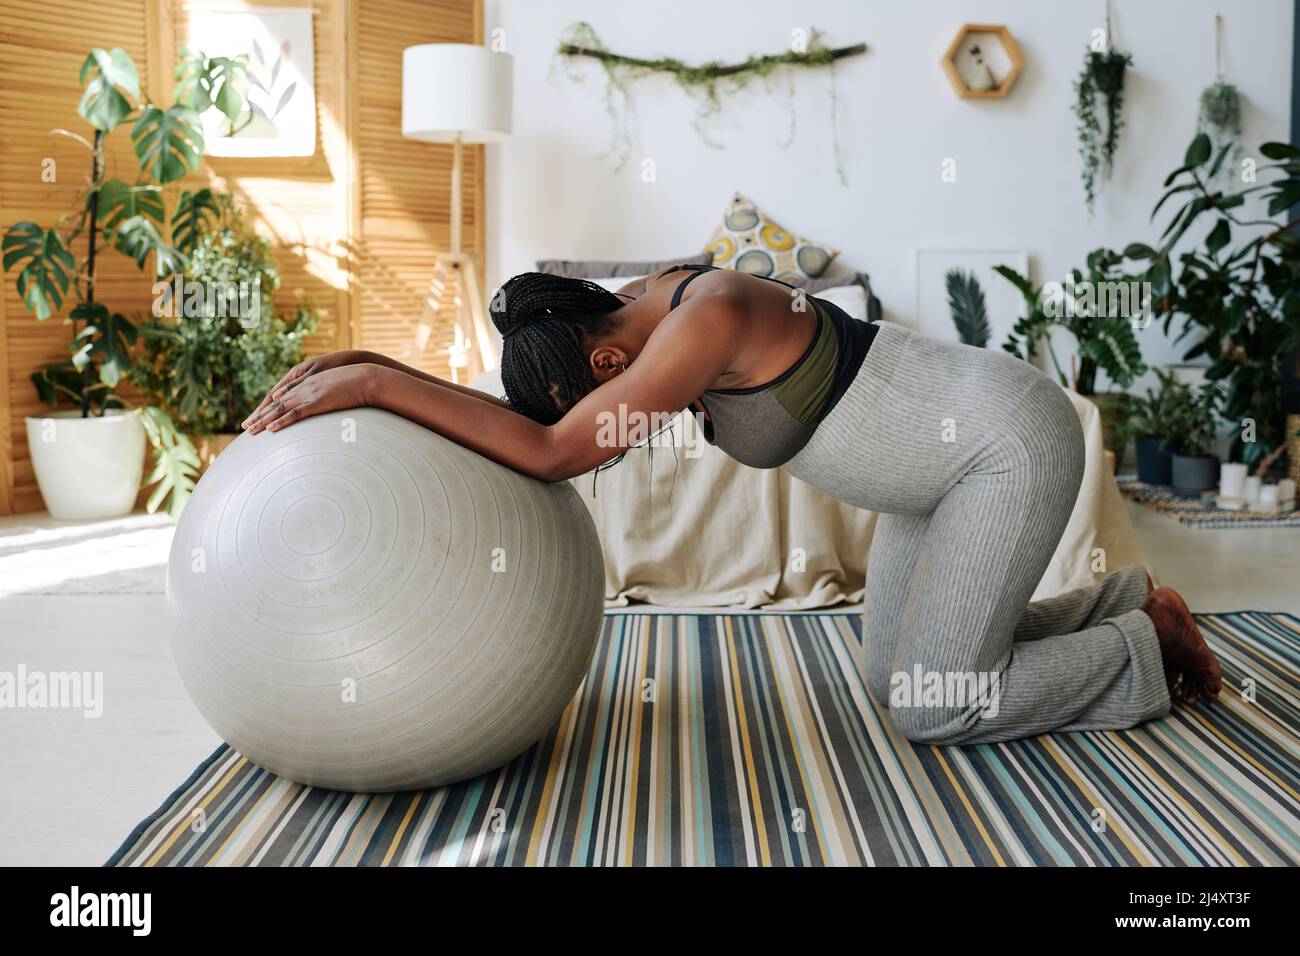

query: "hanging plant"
left=1197, top=20, right=1244, bottom=182
left=1074, top=47, right=1132, bottom=211
left=1199, top=81, right=1242, bottom=138
left=551, top=22, right=865, bottom=184
left=1198, top=80, right=1243, bottom=184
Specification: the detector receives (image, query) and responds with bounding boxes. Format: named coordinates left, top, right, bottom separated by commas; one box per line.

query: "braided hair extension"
left=490, top=272, right=625, bottom=426
left=490, top=271, right=687, bottom=504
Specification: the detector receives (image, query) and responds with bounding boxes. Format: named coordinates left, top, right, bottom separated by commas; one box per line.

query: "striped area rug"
left=109, top=611, right=1300, bottom=866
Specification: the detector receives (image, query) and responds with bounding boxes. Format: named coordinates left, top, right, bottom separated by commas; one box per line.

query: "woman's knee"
left=889, top=703, right=966, bottom=744
left=864, top=651, right=894, bottom=703
left=884, top=669, right=1002, bottom=743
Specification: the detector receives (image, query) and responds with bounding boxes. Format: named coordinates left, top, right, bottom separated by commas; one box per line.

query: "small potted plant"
left=1117, top=370, right=1192, bottom=485
left=1168, top=380, right=1224, bottom=495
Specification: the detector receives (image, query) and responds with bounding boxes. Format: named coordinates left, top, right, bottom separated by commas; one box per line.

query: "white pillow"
left=468, top=367, right=503, bottom=396
left=588, top=276, right=628, bottom=293
left=812, top=283, right=868, bottom=320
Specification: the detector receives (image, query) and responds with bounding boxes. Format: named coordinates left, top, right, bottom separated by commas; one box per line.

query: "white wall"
left=483, top=0, right=1294, bottom=382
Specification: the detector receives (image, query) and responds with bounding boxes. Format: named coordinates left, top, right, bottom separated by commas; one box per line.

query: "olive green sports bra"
left=667, top=265, right=877, bottom=469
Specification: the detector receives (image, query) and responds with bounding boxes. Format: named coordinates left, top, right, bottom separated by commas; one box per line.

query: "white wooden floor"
left=0, top=502, right=1296, bottom=866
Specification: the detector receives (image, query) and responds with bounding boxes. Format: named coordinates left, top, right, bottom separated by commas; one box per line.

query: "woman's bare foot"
left=1142, top=587, right=1222, bottom=705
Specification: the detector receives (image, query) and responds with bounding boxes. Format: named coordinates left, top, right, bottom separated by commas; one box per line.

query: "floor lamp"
left=402, top=43, right=513, bottom=381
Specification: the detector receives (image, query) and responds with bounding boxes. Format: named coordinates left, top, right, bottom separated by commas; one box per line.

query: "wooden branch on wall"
left=555, top=23, right=864, bottom=182
left=559, top=42, right=867, bottom=77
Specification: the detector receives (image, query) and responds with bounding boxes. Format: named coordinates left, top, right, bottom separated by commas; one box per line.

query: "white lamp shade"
left=402, top=43, right=513, bottom=143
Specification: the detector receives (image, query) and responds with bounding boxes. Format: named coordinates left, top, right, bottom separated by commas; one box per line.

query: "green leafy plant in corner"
left=996, top=248, right=1148, bottom=395
left=1118, top=133, right=1300, bottom=474
left=134, top=195, right=319, bottom=436
left=1, top=46, right=250, bottom=516
left=944, top=269, right=990, bottom=348
left=1074, top=47, right=1133, bottom=212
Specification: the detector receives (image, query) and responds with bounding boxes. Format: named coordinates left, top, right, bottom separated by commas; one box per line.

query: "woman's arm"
left=243, top=348, right=505, bottom=429
left=363, top=351, right=510, bottom=407
left=243, top=293, right=742, bottom=481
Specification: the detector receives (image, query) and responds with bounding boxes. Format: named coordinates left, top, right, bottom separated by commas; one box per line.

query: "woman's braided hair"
left=491, top=272, right=625, bottom=425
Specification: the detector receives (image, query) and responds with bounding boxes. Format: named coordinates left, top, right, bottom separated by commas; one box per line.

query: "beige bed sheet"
left=570, top=388, right=1150, bottom=609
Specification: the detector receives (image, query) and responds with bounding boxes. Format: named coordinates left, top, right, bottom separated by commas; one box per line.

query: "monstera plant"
left=1, top=46, right=249, bottom=518
left=996, top=249, right=1148, bottom=456
left=996, top=249, right=1149, bottom=396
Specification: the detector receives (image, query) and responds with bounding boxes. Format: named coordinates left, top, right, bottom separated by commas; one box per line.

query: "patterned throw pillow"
left=706, top=193, right=838, bottom=281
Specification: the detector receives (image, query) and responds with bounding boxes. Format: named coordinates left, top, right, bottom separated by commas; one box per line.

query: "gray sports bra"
left=669, top=265, right=877, bottom=469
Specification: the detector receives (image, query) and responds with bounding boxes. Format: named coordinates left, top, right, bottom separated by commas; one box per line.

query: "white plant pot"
left=25, top=409, right=146, bottom=520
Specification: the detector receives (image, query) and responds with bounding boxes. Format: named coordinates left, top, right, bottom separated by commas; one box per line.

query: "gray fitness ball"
left=167, top=407, right=604, bottom=792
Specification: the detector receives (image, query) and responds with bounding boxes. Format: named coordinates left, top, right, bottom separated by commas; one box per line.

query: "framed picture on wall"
left=187, top=5, right=317, bottom=157
left=912, top=247, right=1029, bottom=350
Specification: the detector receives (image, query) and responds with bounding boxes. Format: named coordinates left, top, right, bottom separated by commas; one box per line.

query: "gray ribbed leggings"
left=786, top=323, right=1171, bottom=744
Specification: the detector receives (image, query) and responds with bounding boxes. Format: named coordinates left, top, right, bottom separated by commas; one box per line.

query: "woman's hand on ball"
left=243, top=350, right=374, bottom=429
left=244, top=364, right=382, bottom=434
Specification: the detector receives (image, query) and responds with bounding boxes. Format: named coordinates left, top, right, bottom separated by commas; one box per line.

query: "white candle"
left=1279, top=479, right=1297, bottom=508
left=1243, top=476, right=1262, bottom=503
left=1219, top=462, right=1248, bottom=499
left=1259, top=484, right=1279, bottom=507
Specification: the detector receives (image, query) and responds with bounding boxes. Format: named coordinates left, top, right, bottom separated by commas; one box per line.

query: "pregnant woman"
left=243, top=263, right=1221, bottom=744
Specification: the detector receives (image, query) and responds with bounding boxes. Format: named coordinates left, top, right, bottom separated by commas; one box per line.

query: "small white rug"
left=0, top=513, right=172, bottom=596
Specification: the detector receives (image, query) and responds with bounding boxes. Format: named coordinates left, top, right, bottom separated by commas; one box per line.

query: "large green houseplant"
left=1, top=47, right=250, bottom=517
left=1121, top=133, right=1300, bottom=477
left=134, top=194, right=318, bottom=441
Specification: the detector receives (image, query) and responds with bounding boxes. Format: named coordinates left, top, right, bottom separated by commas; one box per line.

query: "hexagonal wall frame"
left=941, top=24, right=1023, bottom=99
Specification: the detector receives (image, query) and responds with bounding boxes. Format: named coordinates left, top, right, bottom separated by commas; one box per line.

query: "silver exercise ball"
left=167, top=408, right=604, bottom=792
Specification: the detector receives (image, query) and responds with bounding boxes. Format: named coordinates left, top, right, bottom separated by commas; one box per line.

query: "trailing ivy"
left=1074, top=48, right=1133, bottom=212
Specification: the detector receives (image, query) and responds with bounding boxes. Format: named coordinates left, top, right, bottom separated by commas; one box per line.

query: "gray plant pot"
left=1171, top=452, right=1219, bottom=496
